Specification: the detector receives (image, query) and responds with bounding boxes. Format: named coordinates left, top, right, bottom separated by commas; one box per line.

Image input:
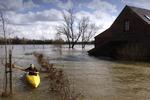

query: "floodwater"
left=0, top=45, right=150, bottom=100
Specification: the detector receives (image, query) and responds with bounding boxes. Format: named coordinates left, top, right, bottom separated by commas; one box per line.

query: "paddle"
left=11, top=64, right=25, bottom=71
left=12, top=64, right=39, bottom=74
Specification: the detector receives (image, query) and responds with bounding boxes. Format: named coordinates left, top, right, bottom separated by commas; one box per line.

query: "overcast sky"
left=0, top=0, right=150, bottom=40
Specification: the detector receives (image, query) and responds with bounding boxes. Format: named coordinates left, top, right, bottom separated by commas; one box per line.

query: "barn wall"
left=89, top=6, right=150, bottom=61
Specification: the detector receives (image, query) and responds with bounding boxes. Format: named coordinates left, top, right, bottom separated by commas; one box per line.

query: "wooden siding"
left=89, top=5, right=150, bottom=60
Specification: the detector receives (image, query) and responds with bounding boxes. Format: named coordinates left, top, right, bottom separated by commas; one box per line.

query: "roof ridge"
left=126, top=5, right=150, bottom=24
left=127, top=5, right=150, bottom=11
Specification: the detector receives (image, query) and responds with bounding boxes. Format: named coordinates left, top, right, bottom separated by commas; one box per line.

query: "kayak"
left=26, top=72, right=40, bottom=88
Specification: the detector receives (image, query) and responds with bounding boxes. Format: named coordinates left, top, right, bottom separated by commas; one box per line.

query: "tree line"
left=0, top=37, right=94, bottom=45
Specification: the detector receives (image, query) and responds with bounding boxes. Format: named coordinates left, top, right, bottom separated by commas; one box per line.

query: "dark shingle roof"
left=128, top=5, right=150, bottom=24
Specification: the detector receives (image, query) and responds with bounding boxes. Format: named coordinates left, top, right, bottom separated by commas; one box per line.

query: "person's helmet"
left=30, top=64, right=35, bottom=69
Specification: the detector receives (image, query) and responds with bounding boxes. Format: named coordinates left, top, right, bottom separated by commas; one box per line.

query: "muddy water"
left=0, top=45, right=150, bottom=100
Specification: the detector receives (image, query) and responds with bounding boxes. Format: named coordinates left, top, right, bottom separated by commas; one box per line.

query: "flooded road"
left=0, top=45, right=150, bottom=100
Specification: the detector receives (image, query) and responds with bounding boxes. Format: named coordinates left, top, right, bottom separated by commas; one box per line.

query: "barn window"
left=124, top=20, right=130, bottom=31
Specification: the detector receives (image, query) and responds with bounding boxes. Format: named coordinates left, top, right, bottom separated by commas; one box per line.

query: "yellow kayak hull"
left=26, top=72, right=40, bottom=88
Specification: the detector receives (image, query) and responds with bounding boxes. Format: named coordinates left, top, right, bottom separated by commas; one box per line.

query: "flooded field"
left=0, top=45, right=150, bottom=100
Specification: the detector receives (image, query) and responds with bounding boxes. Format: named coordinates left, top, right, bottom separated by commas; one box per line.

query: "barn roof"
left=95, top=5, right=150, bottom=39
left=128, top=5, right=150, bottom=24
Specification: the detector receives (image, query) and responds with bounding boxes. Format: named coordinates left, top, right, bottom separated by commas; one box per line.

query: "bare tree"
left=0, top=10, right=8, bottom=94
left=56, top=25, right=71, bottom=48
left=0, top=8, right=14, bottom=95
left=78, top=17, right=89, bottom=49
left=56, top=10, right=98, bottom=49
left=78, top=17, right=98, bottom=49
left=81, top=23, right=98, bottom=49
left=56, top=9, right=82, bottom=49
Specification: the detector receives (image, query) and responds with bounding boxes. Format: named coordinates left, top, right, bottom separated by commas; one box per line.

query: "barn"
left=88, top=5, right=150, bottom=60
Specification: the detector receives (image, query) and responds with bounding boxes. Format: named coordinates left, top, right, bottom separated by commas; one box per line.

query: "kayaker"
left=25, top=64, right=38, bottom=75
left=12, top=64, right=38, bottom=75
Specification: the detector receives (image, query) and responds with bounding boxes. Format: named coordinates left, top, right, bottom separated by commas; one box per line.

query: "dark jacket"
left=25, top=67, right=38, bottom=75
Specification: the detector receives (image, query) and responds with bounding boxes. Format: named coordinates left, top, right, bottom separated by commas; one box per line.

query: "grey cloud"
left=0, top=0, right=38, bottom=11
left=80, top=0, right=117, bottom=13
left=42, top=0, right=73, bottom=10
left=122, top=0, right=150, bottom=9
left=5, top=9, right=62, bottom=25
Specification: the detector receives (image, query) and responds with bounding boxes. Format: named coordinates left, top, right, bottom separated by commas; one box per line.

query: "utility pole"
left=9, top=50, right=13, bottom=94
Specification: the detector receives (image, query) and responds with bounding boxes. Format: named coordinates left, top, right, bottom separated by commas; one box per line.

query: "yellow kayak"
left=26, top=72, right=40, bottom=88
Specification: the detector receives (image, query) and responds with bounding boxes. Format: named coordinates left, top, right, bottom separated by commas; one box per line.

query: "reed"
left=33, top=52, right=83, bottom=100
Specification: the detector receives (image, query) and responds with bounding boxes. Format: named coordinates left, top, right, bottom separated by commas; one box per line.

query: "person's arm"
left=12, top=64, right=26, bottom=71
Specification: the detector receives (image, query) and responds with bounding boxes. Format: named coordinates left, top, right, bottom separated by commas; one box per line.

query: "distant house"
left=88, top=5, right=150, bottom=60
